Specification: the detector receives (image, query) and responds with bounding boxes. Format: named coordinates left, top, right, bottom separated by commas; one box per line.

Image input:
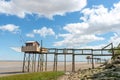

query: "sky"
left=0, top=0, right=120, bottom=60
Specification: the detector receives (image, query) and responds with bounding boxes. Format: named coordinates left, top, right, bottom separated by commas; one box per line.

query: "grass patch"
left=0, top=71, right=64, bottom=80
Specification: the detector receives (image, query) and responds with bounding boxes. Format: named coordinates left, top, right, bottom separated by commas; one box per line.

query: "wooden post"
left=40, top=54, right=44, bottom=71
left=34, top=53, right=36, bottom=72
left=45, top=53, right=47, bottom=71
left=53, top=53, right=56, bottom=71
left=28, top=53, right=30, bottom=72
left=32, top=53, right=36, bottom=72
left=91, top=50, right=94, bottom=69
left=37, top=54, right=40, bottom=72
left=54, top=49, right=58, bottom=72
left=53, top=53, right=57, bottom=71
left=72, top=49, right=75, bottom=72
left=32, top=53, right=34, bottom=72
left=64, top=53, right=66, bottom=72
left=22, top=53, right=26, bottom=72
left=40, top=54, right=42, bottom=71
left=56, top=53, right=58, bottom=71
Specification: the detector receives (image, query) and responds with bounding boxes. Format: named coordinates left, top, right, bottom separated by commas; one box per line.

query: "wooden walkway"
left=22, top=43, right=119, bottom=72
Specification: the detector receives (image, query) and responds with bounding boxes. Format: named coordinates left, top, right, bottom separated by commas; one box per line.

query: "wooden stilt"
left=37, top=54, right=40, bottom=72
left=40, top=54, right=44, bottom=71
left=56, top=54, right=58, bottom=71
left=34, top=53, right=36, bottom=72
left=72, top=50, right=75, bottom=72
left=64, top=54, right=66, bottom=72
left=40, top=54, right=42, bottom=71
left=45, top=53, right=47, bottom=71
left=53, top=53, right=56, bottom=71
left=92, top=50, right=94, bottom=69
left=22, top=53, right=26, bottom=72
left=28, top=53, right=30, bottom=72
left=32, top=53, right=34, bottom=72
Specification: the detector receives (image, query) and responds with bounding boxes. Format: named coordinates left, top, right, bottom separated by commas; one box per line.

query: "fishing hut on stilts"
left=21, top=41, right=48, bottom=72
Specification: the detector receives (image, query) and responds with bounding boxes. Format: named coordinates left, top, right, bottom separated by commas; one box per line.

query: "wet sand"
left=0, top=61, right=101, bottom=77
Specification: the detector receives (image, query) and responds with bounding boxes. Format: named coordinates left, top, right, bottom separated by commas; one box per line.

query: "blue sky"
left=0, top=0, right=120, bottom=60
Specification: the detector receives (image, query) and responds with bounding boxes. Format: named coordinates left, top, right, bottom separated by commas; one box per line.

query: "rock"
left=105, top=64, right=115, bottom=69
left=65, top=55, right=120, bottom=80
left=65, top=72, right=70, bottom=75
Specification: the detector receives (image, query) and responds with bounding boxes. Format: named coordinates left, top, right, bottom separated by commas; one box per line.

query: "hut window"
left=26, top=43, right=33, bottom=46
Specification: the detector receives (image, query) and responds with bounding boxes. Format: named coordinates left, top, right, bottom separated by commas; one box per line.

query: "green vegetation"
left=0, top=71, right=64, bottom=80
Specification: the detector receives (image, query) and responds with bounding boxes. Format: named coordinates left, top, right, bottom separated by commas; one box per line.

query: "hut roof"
left=26, top=41, right=40, bottom=45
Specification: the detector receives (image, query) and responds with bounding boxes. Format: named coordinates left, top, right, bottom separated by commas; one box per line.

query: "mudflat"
left=0, top=61, right=101, bottom=77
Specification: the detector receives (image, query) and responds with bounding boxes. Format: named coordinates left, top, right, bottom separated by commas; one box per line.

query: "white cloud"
left=26, top=27, right=55, bottom=37
left=54, top=1, right=120, bottom=47
left=109, top=33, right=120, bottom=46
left=81, top=3, right=120, bottom=34
left=0, top=24, right=19, bottom=33
left=11, top=47, right=21, bottom=52
left=54, top=33, right=104, bottom=47
left=81, top=44, right=107, bottom=49
left=26, top=33, right=34, bottom=38
left=0, top=0, right=87, bottom=19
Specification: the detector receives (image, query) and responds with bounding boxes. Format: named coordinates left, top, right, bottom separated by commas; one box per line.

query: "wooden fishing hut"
left=21, top=41, right=48, bottom=72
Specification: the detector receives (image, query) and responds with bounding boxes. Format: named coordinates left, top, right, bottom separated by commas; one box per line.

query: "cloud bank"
left=0, top=0, right=87, bottom=19
left=54, top=1, right=120, bottom=47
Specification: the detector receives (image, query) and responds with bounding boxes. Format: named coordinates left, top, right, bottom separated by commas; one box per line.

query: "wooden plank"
left=74, top=54, right=92, bottom=55
left=93, top=54, right=112, bottom=56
